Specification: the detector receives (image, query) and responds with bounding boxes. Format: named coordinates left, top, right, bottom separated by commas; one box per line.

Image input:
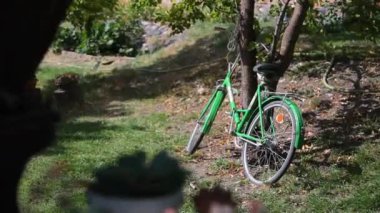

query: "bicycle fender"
left=264, top=97, right=305, bottom=149
left=284, top=99, right=304, bottom=149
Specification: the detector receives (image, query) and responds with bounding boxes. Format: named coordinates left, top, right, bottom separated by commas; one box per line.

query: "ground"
left=20, top=22, right=380, bottom=212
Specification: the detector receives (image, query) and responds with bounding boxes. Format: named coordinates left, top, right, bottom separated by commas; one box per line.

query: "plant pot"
left=87, top=189, right=183, bottom=213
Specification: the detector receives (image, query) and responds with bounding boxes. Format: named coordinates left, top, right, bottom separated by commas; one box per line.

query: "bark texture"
left=278, top=0, right=310, bottom=74
left=239, top=0, right=257, bottom=108
left=264, top=0, right=310, bottom=92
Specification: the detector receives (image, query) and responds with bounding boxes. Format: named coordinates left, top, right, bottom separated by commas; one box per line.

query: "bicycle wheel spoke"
left=268, top=147, right=286, bottom=161
left=273, top=155, right=283, bottom=171
left=268, top=147, right=283, bottom=169
left=248, top=158, right=261, bottom=171
left=243, top=100, right=299, bottom=184
left=272, top=149, right=285, bottom=166
left=248, top=125, right=260, bottom=137
left=270, top=132, right=292, bottom=136
left=273, top=154, right=281, bottom=171
left=266, top=130, right=292, bottom=139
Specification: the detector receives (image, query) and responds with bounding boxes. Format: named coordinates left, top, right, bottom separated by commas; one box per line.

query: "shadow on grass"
left=297, top=32, right=380, bottom=58
left=43, top=28, right=228, bottom=117
left=58, top=30, right=231, bottom=117
left=295, top=60, right=380, bottom=192
left=43, top=120, right=123, bottom=156
left=22, top=157, right=88, bottom=213
left=301, top=60, right=379, bottom=144
left=309, top=87, right=380, bottom=153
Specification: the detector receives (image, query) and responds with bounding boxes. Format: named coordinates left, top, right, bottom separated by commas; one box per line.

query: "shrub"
left=52, top=24, right=81, bottom=53
left=76, top=17, right=144, bottom=56
left=342, top=0, right=380, bottom=42
left=316, top=2, right=344, bottom=33
left=52, top=1, right=144, bottom=56
left=303, top=1, right=344, bottom=34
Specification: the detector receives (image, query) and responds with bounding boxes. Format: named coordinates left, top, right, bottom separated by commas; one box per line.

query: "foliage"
left=88, top=151, right=189, bottom=197
left=52, top=1, right=144, bottom=56
left=75, top=15, right=144, bottom=56
left=318, top=1, right=343, bottom=33
left=127, top=0, right=163, bottom=21
left=164, top=0, right=237, bottom=33
left=303, top=6, right=324, bottom=34
left=342, top=0, right=380, bottom=42
left=52, top=24, right=81, bottom=53
left=304, top=0, right=380, bottom=42
left=253, top=21, right=273, bottom=62
left=162, top=1, right=206, bottom=33
left=203, top=0, right=237, bottom=22
left=128, top=0, right=237, bottom=34
left=305, top=1, right=344, bottom=34
left=66, top=0, right=118, bottom=31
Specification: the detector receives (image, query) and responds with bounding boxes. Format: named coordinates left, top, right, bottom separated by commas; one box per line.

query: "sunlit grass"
left=20, top=21, right=380, bottom=213
left=19, top=109, right=188, bottom=212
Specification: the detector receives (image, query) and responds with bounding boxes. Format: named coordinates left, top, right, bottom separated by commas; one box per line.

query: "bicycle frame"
left=199, top=57, right=267, bottom=144
left=223, top=66, right=267, bottom=144
left=198, top=57, right=304, bottom=148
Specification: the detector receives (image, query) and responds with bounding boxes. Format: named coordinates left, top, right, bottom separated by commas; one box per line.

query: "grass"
left=36, top=66, right=90, bottom=90
left=19, top=107, right=188, bottom=212
left=242, top=114, right=380, bottom=212
left=211, top=158, right=232, bottom=172
left=295, top=32, right=380, bottom=60
left=19, top=21, right=380, bottom=212
left=124, top=21, right=231, bottom=71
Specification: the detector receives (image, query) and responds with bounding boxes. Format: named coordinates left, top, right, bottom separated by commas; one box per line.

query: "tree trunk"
left=0, top=1, right=71, bottom=212
left=278, top=0, right=310, bottom=73
left=265, top=0, right=310, bottom=91
left=239, top=0, right=257, bottom=108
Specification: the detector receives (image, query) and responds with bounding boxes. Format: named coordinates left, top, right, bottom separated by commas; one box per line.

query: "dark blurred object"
left=0, top=1, right=72, bottom=212
left=193, top=186, right=237, bottom=213
left=193, top=185, right=269, bottom=213
left=247, top=200, right=269, bottom=213
left=54, top=72, right=83, bottom=106
left=87, top=151, right=189, bottom=213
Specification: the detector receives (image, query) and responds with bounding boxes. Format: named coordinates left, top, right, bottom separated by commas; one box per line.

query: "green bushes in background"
left=52, top=0, right=144, bottom=56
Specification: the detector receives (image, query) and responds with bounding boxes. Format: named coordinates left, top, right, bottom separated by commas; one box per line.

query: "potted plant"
left=86, top=150, right=189, bottom=213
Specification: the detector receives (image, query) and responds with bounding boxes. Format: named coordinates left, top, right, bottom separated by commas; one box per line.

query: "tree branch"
left=268, top=0, right=291, bottom=63
left=277, top=0, right=310, bottom=75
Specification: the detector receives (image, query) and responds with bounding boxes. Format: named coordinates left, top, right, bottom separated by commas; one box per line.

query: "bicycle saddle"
left=253, top=63, right=281, bottom=75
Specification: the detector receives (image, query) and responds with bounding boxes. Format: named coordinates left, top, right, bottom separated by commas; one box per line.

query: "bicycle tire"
left=186, top=123, right=205, bottom=154
left=242, top=100, right=297, bottom=185
left=186, top=91, right=224, bottom=154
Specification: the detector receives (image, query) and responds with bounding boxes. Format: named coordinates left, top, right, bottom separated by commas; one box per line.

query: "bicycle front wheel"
left=186, top=91, right=224, bottom=154
left=242, top=100, right=297, bottom=185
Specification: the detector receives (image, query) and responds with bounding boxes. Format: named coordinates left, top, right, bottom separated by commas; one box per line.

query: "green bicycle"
left=186, top=54, right=304, bottom=185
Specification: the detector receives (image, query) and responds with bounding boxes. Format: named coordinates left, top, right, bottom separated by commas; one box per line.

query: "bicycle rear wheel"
left=242, top=100, right=297, bottom=185
left=186, top=91, right=224, bottom=154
